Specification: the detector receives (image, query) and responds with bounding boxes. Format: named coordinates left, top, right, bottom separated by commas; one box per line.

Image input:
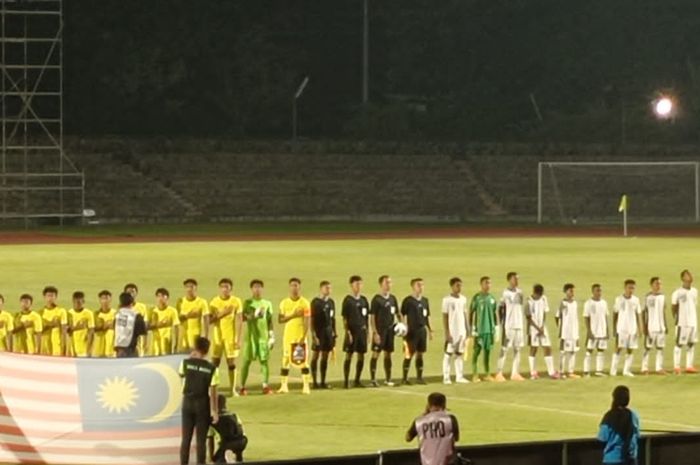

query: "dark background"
left=64, top=0, right=700, bottom=143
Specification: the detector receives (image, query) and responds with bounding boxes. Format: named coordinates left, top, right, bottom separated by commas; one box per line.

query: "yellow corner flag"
left=618, top=194, right=628, bottom=212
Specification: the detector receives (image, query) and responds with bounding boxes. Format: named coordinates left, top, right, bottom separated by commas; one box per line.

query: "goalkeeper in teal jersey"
left=239, top=279, right=275, bottom=396
left=470, top=276, right=499, bottom=382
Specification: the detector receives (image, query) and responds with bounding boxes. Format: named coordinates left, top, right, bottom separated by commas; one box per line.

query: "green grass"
left=1, top=236, right=700, bottom=461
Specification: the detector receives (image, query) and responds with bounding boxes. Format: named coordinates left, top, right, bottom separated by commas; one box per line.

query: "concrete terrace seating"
left=132, top=153, right=487, bottom=221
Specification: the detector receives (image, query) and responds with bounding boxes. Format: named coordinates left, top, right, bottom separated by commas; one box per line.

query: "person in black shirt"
left=401, top=278, right=433, bottom=385
left=310, top=280, right=336, bottom=389
left=370, top=275, right=400, bottom=387
left=342, top=275, right=370, bottom=389
left=180, top=336, right=220, bottom=465
left=208, top=394, right=248, bottom=463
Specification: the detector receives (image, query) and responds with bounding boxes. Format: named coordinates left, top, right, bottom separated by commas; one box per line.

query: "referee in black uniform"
left=310, top=280, right=336, bottom=389
left=370, top=275, right=399, bottom=387
left=342, top=275, right=370, bottom=389
left=179, top=336, right=220, bottom=465
left=401, top=278, right=433, bottom=385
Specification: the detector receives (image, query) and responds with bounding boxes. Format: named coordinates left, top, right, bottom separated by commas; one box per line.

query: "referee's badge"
left=362, top=307, right=367, bottom=316
left=330, top=309, right=334, bottom=317
left=391, top=306, right=396, bottom=314
left=422, top=309, right=428, bottom=317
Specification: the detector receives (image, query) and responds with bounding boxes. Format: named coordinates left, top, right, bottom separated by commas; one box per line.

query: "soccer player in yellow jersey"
left=0, top=294, right=14, bottom=352
left=68, top=291, right=95, bottom=357
left=151, top=288, right=180, bottom=355
left=178, top=278, right=210, bottom=351
left=125, top=283, right=151, bottom=356
left=93, top=290, right=116, bottom=358
left=13, top=294, right=42, bottom=354
left=210, top=278, right=243, bottom=396
left=278, top=277, right=312, bottom=394
left=40, top=286, right=68, bottom=356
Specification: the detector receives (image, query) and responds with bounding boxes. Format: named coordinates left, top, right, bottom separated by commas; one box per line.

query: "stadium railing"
left=245, top=432, right=700, bottom=465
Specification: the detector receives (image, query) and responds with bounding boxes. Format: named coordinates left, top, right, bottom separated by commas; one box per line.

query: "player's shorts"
left=244, top=338, right=270, bottom=362
left=475, top=333, right=494, bottom=351
left=313, top=328, right=335, bottom=352
left=404, top=327, right=428, bottom=355
left=676, top=326, right=698, bottom=346
left=444, top=334, right=467, bottom=355
left=586, top=337, right=608, bottom=351
left=616, top=333, right=639, bottom=350
left=528, top=329, right=551, bottom=348
left=560, top=339, right=579, bottom=352
left=213, top=338, right=239, bottom=360
left=371, top=326, right=395, bottom=353
left=503, top=328, right=524, bottom=349
left=344, top=328, right=367, bottom=354
left=645, top=331, right=666, bottom=349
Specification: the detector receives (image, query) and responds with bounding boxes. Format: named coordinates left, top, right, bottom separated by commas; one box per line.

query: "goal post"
left=537, top=161, right=700, bottom=224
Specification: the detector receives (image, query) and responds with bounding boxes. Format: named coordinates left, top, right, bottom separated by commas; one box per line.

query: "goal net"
left=537, top=162, right=700, bottom=224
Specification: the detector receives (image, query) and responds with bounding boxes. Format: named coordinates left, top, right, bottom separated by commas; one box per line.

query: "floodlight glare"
left=654, top=97, right=673, bottom=118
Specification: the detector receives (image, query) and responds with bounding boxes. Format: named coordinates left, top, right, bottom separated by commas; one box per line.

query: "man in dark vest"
left=114, top=292, right=147, bottom=358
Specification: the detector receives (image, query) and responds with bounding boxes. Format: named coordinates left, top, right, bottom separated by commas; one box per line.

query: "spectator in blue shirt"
left=598, top=385, right=640, bottom=465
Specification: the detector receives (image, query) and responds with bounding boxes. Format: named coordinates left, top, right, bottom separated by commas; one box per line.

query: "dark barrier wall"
left=246, top=433, right=700, bottom=465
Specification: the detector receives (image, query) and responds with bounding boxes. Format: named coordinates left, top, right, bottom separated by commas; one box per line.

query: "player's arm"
left=441, top=299, right=451, bottom=343
left=425, top=304, right=433, bottom=339
left=302, top=307, right=310, bottom=342
left=61, top=313, right=69, bottom=356
left=234, top=310, right=243, bottom=349
left=209, top=369, right=219, bottom=424
left=405, top=420, right=418, bottom=442
left=87, top=315, right=95, bottom=356
left=202, top=302, right=211, bottom=339
left=642, top=300, right=649, bottom=336
left=369, top=300, right=379, bottom=344
left=671, top=291, right=679, bottom=324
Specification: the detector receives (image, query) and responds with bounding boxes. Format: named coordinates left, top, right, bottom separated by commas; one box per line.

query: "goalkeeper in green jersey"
left=469, top=276, right=499, bottom=382
left=239, top=279, right=275, bottom=396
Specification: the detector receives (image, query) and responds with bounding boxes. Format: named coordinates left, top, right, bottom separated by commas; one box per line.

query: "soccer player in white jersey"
left=671, top=269, right=698, bottom=374
left=495, top=272, right=525, bottom=382
left=525, top=284, right=558, bottom=379
left=611, top=279, right=643, bottom=377
left=556, top=283, right=580, bottom=379
left=642, top=277, right=667, bottom=375
left=441, top=277, right=470, bottom=384
left=583, top=284, right=609, bottom=377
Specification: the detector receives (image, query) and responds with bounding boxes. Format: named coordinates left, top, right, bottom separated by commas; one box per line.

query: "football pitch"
left=2, top=229, right=700, bottom=461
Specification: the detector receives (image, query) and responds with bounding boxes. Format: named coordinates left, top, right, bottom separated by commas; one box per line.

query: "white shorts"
left=445, top=335, right=467, bottom=355
left=645, top=332, right=666, bottom=349
left=617, top=333, right=639, bottom=350
left=560, top=339, right=579, bottom=353
left=528, top=329, right=551, bottom=347
left=586, top=338, right=608, bottom=351
left=676, top=327, right=698, bottom=346
left=503, top=328, right=524, bottom=349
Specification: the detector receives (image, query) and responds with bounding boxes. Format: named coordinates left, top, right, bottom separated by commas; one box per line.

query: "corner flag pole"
left=618, top=194, right=628, bottom=237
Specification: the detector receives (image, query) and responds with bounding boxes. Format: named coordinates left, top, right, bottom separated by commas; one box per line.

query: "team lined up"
left=0, top=269, right=696, bottom=392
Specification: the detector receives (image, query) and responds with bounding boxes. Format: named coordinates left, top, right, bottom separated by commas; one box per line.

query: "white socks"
left=528, top=356, right=536, bottom=373
left=687, top=346, right=695, bottom=369
left=497, top=348, right=507, bottom=373
left=655, top=351, right=664, bottom=372
left=455, top=357, right=464, bottom=379
left=623, top=353, right=634, bottom=375
left=641, top=350, right=650, bottom=372
left=443, top=354, right=451, bottom=381
left=567, top=353, right=576, bottom=374
left=674, top=346, right=682, bottom=369
left=596, top=353, right=605, bottom=373
left=511, top=351, right=521, bottom=377
left=584, top=352, right=592, bottom=374
left=544, top=355, right=555, bottom=376
left=610, top=353, right=619, bottom=375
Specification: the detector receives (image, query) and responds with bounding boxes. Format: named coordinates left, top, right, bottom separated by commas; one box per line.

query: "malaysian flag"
left=0, top=352, right=186, bottom=464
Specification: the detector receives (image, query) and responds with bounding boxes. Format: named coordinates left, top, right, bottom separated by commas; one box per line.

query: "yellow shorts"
left=212, top=338, right=239, bottom=359
left=153, top=335, right=173, bottom=356
left=41, top=333, right=62, bottom=356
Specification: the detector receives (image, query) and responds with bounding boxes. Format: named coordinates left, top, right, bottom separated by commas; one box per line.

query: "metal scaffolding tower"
left=1, top=0, right=83, bottom=227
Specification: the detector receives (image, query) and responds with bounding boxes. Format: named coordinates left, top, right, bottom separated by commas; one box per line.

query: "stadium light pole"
left=292, top=76, right=310, bottom=140
left=362, top=0, right=369, bottom=104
